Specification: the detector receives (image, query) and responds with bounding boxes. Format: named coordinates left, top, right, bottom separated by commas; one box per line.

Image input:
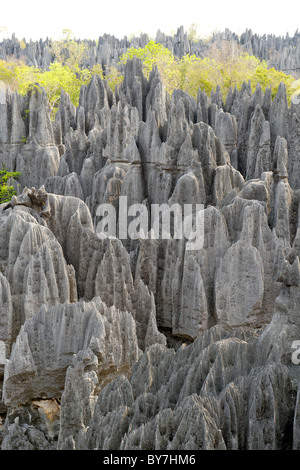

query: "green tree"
left=0, top=165, right=21, bottom=204
left=118, top=40, right=181, bottom=94
left=50, top=31, right=88, bottom=76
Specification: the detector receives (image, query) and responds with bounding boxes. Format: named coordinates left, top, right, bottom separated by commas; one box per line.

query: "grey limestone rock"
left=0, top=273, right=13, bottom=361
left=116, top=57, right=149, bottom=122
left=215, top=239, right=265, bottom=327
left=214, top=108, right=238, bottom=160
left=77, top=303, right=297, bottom=450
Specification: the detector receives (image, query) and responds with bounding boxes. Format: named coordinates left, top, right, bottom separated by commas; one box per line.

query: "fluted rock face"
left=3, top=296, right=141, bottom=407
left=0, top=48, right=300, bottom=450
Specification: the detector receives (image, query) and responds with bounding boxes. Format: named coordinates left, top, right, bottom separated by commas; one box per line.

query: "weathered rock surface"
left=1, top=26, right=300, bottom=77
left=0, top=42, right=299, bottom=450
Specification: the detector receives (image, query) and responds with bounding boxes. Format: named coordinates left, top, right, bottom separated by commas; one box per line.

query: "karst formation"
left=0, top=26, right=300, bottom=451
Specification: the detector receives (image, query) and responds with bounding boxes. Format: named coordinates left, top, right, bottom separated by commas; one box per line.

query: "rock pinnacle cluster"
left=0, top=26, right=300, bottom=450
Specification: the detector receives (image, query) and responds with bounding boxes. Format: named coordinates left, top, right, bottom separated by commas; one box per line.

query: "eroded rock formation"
left=0, top=47, right=299, bottom=450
